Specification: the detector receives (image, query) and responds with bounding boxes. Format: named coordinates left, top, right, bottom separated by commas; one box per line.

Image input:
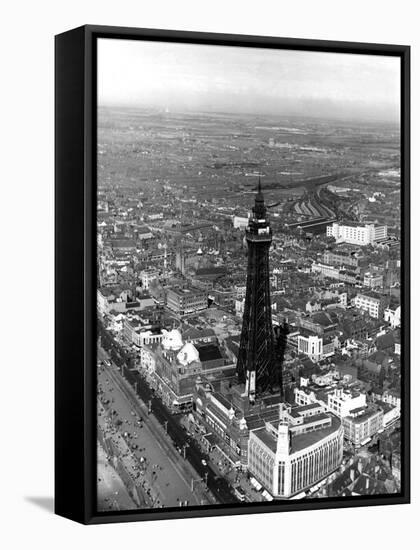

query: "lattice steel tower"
left=237, top=179, right=275, bottom=402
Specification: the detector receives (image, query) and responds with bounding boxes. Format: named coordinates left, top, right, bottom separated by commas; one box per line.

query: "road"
left=98, top=348, right=219, bottom=509
left=98, top=345, right=238, bottom=505
left=122, top=367, right=239, bottom=504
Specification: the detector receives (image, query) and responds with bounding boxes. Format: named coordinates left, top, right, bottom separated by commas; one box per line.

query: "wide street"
left=98, top=347, right=220, bottom=509
left=98, top=345, right=239, bottom=506
left=120, top=364, right=239, bottom=504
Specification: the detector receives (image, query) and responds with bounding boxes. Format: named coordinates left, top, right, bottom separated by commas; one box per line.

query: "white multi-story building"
left=311, top=262, right=339, bottom=279
left=248, top=404, right=343, bottom=498
left=294, top=387, right=327, bottom=409
left=233, top=215, right=249, bottom=230
left=235, top=298, right=245, bottom=317
left=373, top=389, right=401, bottom=411
left=298, top=334, right=323, bottom=361
left=354, top=293, right=383, bottom=319
left=327, top=222, right=387, bottom=246
left=342, top=407, right=383, bottom=447
left=166, top=287, right=208, bottom=315
left=327, top=388, right=367, bottom=418
left=379, top=402, right=400, bottom=427
left=363, top=272, right=383, bottom=288
left=384, top=305, right=401, bottom=328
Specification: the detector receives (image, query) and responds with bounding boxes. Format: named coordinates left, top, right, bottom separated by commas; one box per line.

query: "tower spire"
left=254, top=177, right=266, bottom=219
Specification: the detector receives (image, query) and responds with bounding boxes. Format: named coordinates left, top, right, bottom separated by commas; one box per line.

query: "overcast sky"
left=98, top=38, right=400, bottom=122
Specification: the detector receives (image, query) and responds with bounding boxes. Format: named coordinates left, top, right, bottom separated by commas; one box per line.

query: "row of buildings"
left=97, top=180, right=402, bottom=501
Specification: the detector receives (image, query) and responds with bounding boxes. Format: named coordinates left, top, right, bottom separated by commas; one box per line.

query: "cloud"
left=98, top=38, right=400, bottom=122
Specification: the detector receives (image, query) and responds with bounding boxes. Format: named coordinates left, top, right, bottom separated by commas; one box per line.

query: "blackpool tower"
left=236, top=179, right=276, bottom=402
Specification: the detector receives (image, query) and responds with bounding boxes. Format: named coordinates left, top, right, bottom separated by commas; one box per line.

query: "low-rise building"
left=384, top=305, right=401, bottom=328
left=311, top=262, right=360, bottom=286
left=297, top=334, right=323, bottom=361
left=233, top=215, right=249, bottom=230
left=342, top=406, right=383, bottom=446
left=322, top=249, right=361, bottom=268
left=297, top=332, right=338, bottom=362
left=166, top=286, right=208, bottom=315
left=376, top=400, right=400, bottom=427
left=363, top=271, right=383, bottom=289
left=97, top=286, right=153, bottom=315
left=327, top=388, right=366, bottom=418
left=373, top=388, right=401, bottom=411
left=354, top=292, right=385, bottom=319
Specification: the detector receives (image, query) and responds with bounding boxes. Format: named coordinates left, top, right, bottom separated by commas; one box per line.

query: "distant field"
left=97, top=106, right=400, bottom=202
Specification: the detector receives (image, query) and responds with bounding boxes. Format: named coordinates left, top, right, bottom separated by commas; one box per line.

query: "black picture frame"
left=55, top=24, right=410, bottom=525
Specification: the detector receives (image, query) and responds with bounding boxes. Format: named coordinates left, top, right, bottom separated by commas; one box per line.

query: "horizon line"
left=98, top=103, right=400, bottom=126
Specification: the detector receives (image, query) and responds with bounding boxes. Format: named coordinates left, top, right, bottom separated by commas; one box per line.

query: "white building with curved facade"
left=248, top=403, right=343, bottom=498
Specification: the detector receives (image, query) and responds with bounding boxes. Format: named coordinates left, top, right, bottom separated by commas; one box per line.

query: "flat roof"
left=252, top=414, right=341, bottom=455
left=295, top=403, right=322, bottom=412
left=290, top=415, right=341, bottom=453
left=345, top=408, right=382, bottom=424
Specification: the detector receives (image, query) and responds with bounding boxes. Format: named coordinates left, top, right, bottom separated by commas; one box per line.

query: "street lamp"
left=182, top=443, right=189, bottom=459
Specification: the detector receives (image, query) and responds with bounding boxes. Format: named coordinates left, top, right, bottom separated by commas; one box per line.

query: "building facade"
left=327, top=388, right=367, bottom=418
left=354, top=293, right=384, bottom=319
left=166, top=286, right=208, bottom=315
left=327, top=222, right=388, bottom=246
left=363, top=272, right=384, bottom=289
left=248, top=405, right=343, bottom=498
left=342, top=407, right=383, bottom=446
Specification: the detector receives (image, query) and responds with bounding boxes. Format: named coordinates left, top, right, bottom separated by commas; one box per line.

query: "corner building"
left=248, top=404, right=343, bottom=498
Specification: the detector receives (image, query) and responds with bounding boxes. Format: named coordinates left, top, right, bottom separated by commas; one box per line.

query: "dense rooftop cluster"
left=97, top=109, right=401, bottom=501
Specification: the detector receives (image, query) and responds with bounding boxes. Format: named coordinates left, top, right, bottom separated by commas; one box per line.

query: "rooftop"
left=252, top=413, right=341, bottom=455
left=345, top=407, right=382, bottom=424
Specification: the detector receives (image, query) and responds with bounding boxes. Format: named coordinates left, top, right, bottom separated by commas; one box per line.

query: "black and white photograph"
left=95, top=36, right=407, bottom=513
left=3, top=0, right=420, bottom=545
